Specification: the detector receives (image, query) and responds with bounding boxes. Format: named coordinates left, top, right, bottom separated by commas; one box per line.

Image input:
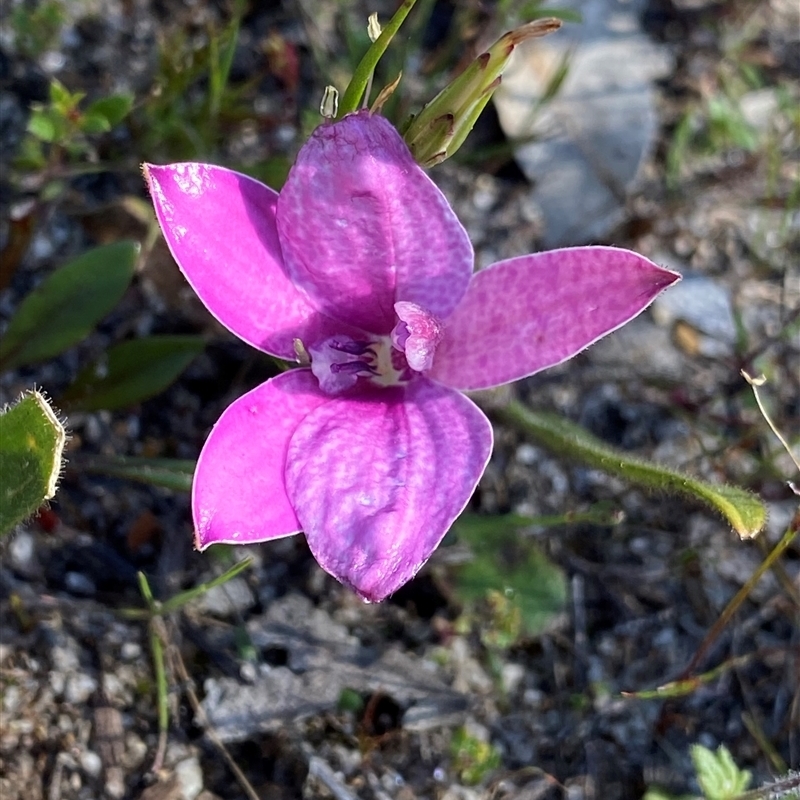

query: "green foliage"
left=692, top=744, right=752, bottom=800
left=337, top=688, right=365, bottom=714
left=498, top=403, right=767, bottom=540
left=0, top=391, right=66, bottom=536
left=337, top=0, right=419, bottom=118
left=0, top=241, right=139, bottom=370
left=450, top=727, right=501, bottom=785
left=60, top=335, right=205, bottom=412
left=9, top=0, right=65, bottom=58
left=451, top=513, right=567, bottom=643
left=82, top=455, right=195, bottom=493
left=135, top=0, right=248, bottom=160
left=19, top=79, right=134, bottom=169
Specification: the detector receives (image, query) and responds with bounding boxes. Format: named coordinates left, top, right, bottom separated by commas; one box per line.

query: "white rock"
left=65, top=672, right=98, bottom=705
left=175, top=756, right=204, bottom=800
left=740, top=89, right=779, bottom=132
left=80, top=750, right=103, bottom=778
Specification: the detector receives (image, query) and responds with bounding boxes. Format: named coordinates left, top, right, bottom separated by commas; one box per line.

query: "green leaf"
left=60, top=335, right=205, bottom=412
left=27, top=109, right=58, bottom=142
left=82, top=455, right=195, bottom=492
left=691, top=744, right=751, bottom=800
left=86, top=93, right=134, bottom=127
left=79, top=112, right=112, bottom=134
left=0, top=241, right=139, bottom=370
left=337, top=0, right=419, bottom=118
left=49, top=78, right=74, bottom=107
left=497, top=403, right=767, bottom=540
left=0, top=391, right=66, bottom=536
left=451, top=513, right=568, bottom=639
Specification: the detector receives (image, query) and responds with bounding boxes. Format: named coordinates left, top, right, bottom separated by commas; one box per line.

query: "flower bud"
left=403, top=18, right=561, bottom=167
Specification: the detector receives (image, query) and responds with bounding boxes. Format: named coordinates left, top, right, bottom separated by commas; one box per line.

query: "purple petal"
left=193, top=369, right=330, bottom=550
left=276, top=111, right=473, bottom=335
left=145, top=163, right=359, bottom=360
left=284, top=378, right=493, bottom=602
left=430, top=246, right=681, bottom=390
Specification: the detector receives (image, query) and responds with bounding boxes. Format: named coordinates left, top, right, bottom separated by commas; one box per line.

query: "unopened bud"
left=320, top=85, right=339, bottom=119
left=367, top=13, right=382, bottom=43
left=404, top=18, right=562, bottom=167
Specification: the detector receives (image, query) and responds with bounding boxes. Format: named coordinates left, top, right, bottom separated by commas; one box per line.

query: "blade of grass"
left=337, top=0, right=418, bottom=118
left=159, top=557, right=253, bottom=614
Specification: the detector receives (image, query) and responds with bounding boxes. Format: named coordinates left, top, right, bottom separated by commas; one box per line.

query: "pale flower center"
left=302, top=302, right=443, bottom=396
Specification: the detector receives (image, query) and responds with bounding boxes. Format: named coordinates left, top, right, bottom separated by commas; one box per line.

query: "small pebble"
left=175, top=756, right=204, bottom=800
left=120, top=641, right=142, bottom=661
left=65, top=571, right=96, bottom=596
left=194, top=576, right=255, bottom=618
left=8, top=530, right=36, bottom=573
left=65, top=673, right=98, bottom=705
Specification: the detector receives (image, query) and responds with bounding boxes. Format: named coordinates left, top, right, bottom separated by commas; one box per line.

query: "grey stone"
left=201, top=594, right=466, bottom=741
left=193, top=576, right=255, bottom=618
left=651, top=275, right=737, bottom=343
left=493, top=0, right=672, bottom=246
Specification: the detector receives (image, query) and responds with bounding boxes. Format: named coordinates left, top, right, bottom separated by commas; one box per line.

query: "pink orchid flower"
left=145, top=110, right=679, bottom=602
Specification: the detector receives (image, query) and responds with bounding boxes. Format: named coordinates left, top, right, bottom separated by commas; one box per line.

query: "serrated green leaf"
left=60, top=335, right=204, bottom=412
left=0, top=391, right=66, bottom=536
left=691, top=744, right=751, bottom=800
left=498, top=403, right=767, bottom=540
left=86, top=93, right=134, bottom=127
left=0, top=241, right=139, bottom=370
left=82, top=455, right=195, bottom=492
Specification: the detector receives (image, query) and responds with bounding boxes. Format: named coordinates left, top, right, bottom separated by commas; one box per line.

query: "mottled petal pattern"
left=430, top=246, right=681, bottom=390
left=276, top=111, right=473, bottom=334
left=284, top=378, right=493, bottom=602
left=193, top=369, right=329, bottom=549
left=146, top=163, right=360, bottom=359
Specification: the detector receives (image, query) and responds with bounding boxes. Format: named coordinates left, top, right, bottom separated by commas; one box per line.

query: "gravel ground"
left=1, top=1, right=798, bottom=799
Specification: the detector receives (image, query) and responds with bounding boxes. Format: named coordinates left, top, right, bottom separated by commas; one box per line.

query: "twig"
left=679, top=525, right=798, bottom=679
left=163, top=624, right=260, bottom=800
left=307, top=756, right=360, bottom=800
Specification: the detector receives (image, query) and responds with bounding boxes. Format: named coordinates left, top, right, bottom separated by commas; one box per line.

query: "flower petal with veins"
left=430, top=246, right=681, bottom=390
left=145, top=162, right=362, bottom=360
left=277, top=111, right=473, bottom=334
left=284, top=378, right=493, bottom=602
